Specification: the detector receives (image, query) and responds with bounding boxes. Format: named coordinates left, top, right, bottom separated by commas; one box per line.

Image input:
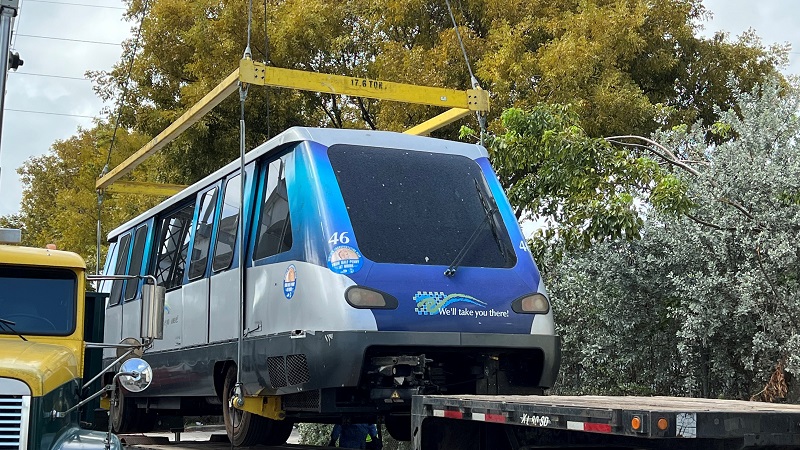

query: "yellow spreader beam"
left=97, top=59, right=490, bottom=192
left=239, top=59, right=489, bottom=111
left=105, top=181, right=187, bottom=197
left=96, top=70, right=241, bottom=191
left=403, top=108, right=473, bottom=136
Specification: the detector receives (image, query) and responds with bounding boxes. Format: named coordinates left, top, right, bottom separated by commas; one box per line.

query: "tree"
left=548, top=78, right=800, bottom=400
left=463, top=104, right=691, bottom=265
left=86, top=0, right=785, bottom=187
left=11, top=123, right=160, bottom=272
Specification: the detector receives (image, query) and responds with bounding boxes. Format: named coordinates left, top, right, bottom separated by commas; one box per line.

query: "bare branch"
left=608, top=135, right=766, bottom=230
left=755, top=246, right=782, bottom=302
left=356, top=97, right=376, bottom=130
left=685, top=213, right=735, bottom=231
left=605, top=135, right=701, bottom=176
left=718, top=196, right=756, bottom=221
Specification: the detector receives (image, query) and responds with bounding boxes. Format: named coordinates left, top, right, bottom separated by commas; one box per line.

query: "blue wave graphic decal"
left=413, top=291, right=487, bottom=316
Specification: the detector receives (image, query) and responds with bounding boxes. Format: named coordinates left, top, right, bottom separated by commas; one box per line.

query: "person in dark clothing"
left=329, top=423, right=381, bottom=449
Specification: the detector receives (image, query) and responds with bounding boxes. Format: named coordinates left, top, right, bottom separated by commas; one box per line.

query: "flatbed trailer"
left=412, top=394, right=800, bottom=449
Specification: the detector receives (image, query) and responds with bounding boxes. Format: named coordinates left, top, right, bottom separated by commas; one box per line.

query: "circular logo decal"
left=283, top=265, right=297, bottom=299
left=327, top=245, right=363, bottom=274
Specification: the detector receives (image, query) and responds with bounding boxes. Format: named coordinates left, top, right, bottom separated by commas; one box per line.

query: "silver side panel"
left=103, top=304, right=122, bottom=360
left=121, top=299, right=142, bottom=345
left=152, top=289, right=184, bottom=351
left=246, top=261, right=377, bottom=335
left=182, top=278, right=210, bottom=347
left=209, top=268, right=240, bottom=342
left=530, top=276, right=555, bottom=335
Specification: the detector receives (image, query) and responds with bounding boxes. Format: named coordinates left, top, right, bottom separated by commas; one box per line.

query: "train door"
left=149, top=201, right=195, bottom=351
left=247, top=154, right=294, bottom=334
left=121, top=221, right=154, bottom=341
left=182, top=184, right=220, bottom=347
left=208, top=169, right=249, bottom=343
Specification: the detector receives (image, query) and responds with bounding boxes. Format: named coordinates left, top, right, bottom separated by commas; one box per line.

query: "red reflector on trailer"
left=443, top=410, right=463, bottom=419
left=568, top=421, right=612, bottom=433
left=485, top=413, right=506, bottom=423
left=472, top=412, right=505, bottom=422
left=583, top=422, right=612, bottom=433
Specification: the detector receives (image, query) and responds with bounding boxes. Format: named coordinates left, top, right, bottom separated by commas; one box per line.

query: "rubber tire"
left=386, top=414, right=412, bottom=441
left=260, top=420, right=294, bottom=446
left=223, top=366, right=270, bottom=446
left=110, top=389, right=156, bottom=433
left=110, top=389, right=138, bottom=433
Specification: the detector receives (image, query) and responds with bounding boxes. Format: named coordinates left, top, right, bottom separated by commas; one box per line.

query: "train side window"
left=109, top=233, right=131, bottom=306
left=153, top=203, right=195, bottom=289
left=124, top=225, right=149, bottom=302
left=188, top=187, right=219, bottom=280
left=254, top=157, right=292, bottom=260
left=99, top=241, right=118, bottom=299
left=212, top=174, right=241, bottom=272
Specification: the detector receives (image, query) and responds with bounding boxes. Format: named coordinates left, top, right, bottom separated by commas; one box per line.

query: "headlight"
left=345, top=286, right=398, bottom=309
left=511, top=293, right=550, bottom=314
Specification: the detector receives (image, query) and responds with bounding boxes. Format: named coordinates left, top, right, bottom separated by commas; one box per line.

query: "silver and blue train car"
left=99, top=127, right=560, bottom=444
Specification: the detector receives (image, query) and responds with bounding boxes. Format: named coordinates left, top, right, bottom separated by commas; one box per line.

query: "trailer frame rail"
left=412, top=394, right=800, bottom=449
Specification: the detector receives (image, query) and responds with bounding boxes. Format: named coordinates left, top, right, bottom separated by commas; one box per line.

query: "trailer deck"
left=412, top=394, right=800, bottom=449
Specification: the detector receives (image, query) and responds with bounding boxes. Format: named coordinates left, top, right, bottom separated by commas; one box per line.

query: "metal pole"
left=234, top=73, right=248, bottom=402
left=0, top=0, right=20, bottom=173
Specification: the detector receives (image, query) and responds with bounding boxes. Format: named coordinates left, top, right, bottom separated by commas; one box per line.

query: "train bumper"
left=241, top=330, right=561, bottom=395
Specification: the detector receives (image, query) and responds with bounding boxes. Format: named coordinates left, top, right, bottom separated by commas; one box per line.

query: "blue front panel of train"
left=292, top=140, right=541, bottom=335
left=360, top=265, right=536, bottom=334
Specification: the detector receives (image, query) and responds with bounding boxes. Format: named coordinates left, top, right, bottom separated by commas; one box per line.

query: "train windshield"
left=329, top=145, right=516, bottom=268
left=0, top=266, right=77, bottom=336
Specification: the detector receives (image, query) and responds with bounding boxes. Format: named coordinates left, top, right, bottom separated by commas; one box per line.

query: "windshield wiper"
left=0, top=318, right=27, bottom=341
left=444, top=179, right=505, bottom=277
left=476, top=179, right=508, bottom=261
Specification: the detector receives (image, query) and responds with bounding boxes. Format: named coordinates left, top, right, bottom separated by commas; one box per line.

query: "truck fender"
left=50, top=426, right=122, bottom=450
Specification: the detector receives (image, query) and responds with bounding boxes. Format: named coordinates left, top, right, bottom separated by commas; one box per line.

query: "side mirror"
left=140, top=283, right=165, bottom=340
left=118, top=357, right=153, bottom=393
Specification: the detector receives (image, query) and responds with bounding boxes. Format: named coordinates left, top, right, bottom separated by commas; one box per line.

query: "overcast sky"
left=0, top=0, right=128, bottom=216
left=0, top=0, right=797, bottom=217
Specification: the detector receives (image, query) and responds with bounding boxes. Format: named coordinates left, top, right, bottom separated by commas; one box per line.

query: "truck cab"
left=0, top=236, right=122, bottom=450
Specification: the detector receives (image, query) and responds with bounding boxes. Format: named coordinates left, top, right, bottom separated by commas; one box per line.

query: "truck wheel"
left=110, top=389, right=138, bottom=434
left=386, top=414, right=411, bottom=441
left=261, top=420, right=294, bottom=446
left=223, top=366, right=270, bottom=446
left=110, top=389, right=156, bottom=433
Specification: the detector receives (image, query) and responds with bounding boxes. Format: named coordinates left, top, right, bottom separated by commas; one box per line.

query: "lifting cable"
left=234, top=0, right=255, bottom=406
left=443, top=0, right=487, bottom=145
left=264, top=0, right=270, bottom=139
left=95, top=0, right=150, bottom=275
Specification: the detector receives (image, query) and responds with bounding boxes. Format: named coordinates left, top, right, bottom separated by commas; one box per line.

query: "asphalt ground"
left=122, top=427, right=338, bottom=450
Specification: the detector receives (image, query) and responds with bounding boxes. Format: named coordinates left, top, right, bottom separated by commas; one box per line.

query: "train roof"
left=108, top=127, right=488, bottom=239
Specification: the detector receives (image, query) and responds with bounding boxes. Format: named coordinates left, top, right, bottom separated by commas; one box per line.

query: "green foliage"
left=297, top=423, right=332, bottom=445
left=550, top=78, right=800, bottom=400
left=298, top=423, right=410, bottom=450
left=84, top=0, right=787, bottom=183
left=10, top=0, right=769, bottom=266
left=464, top=104, right=690, bottom=266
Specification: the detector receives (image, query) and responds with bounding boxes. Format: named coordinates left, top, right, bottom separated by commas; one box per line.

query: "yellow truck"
left=0, top=229, right=159, bottom=450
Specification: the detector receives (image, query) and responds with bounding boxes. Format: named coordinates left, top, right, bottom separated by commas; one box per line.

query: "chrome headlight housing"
left=511, top=293, right=550, bottom=314
left=345, top=286, right=398, bottom=309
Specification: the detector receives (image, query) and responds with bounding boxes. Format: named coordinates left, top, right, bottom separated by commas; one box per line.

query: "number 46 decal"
left=328, top=231, right=351, bottom=245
